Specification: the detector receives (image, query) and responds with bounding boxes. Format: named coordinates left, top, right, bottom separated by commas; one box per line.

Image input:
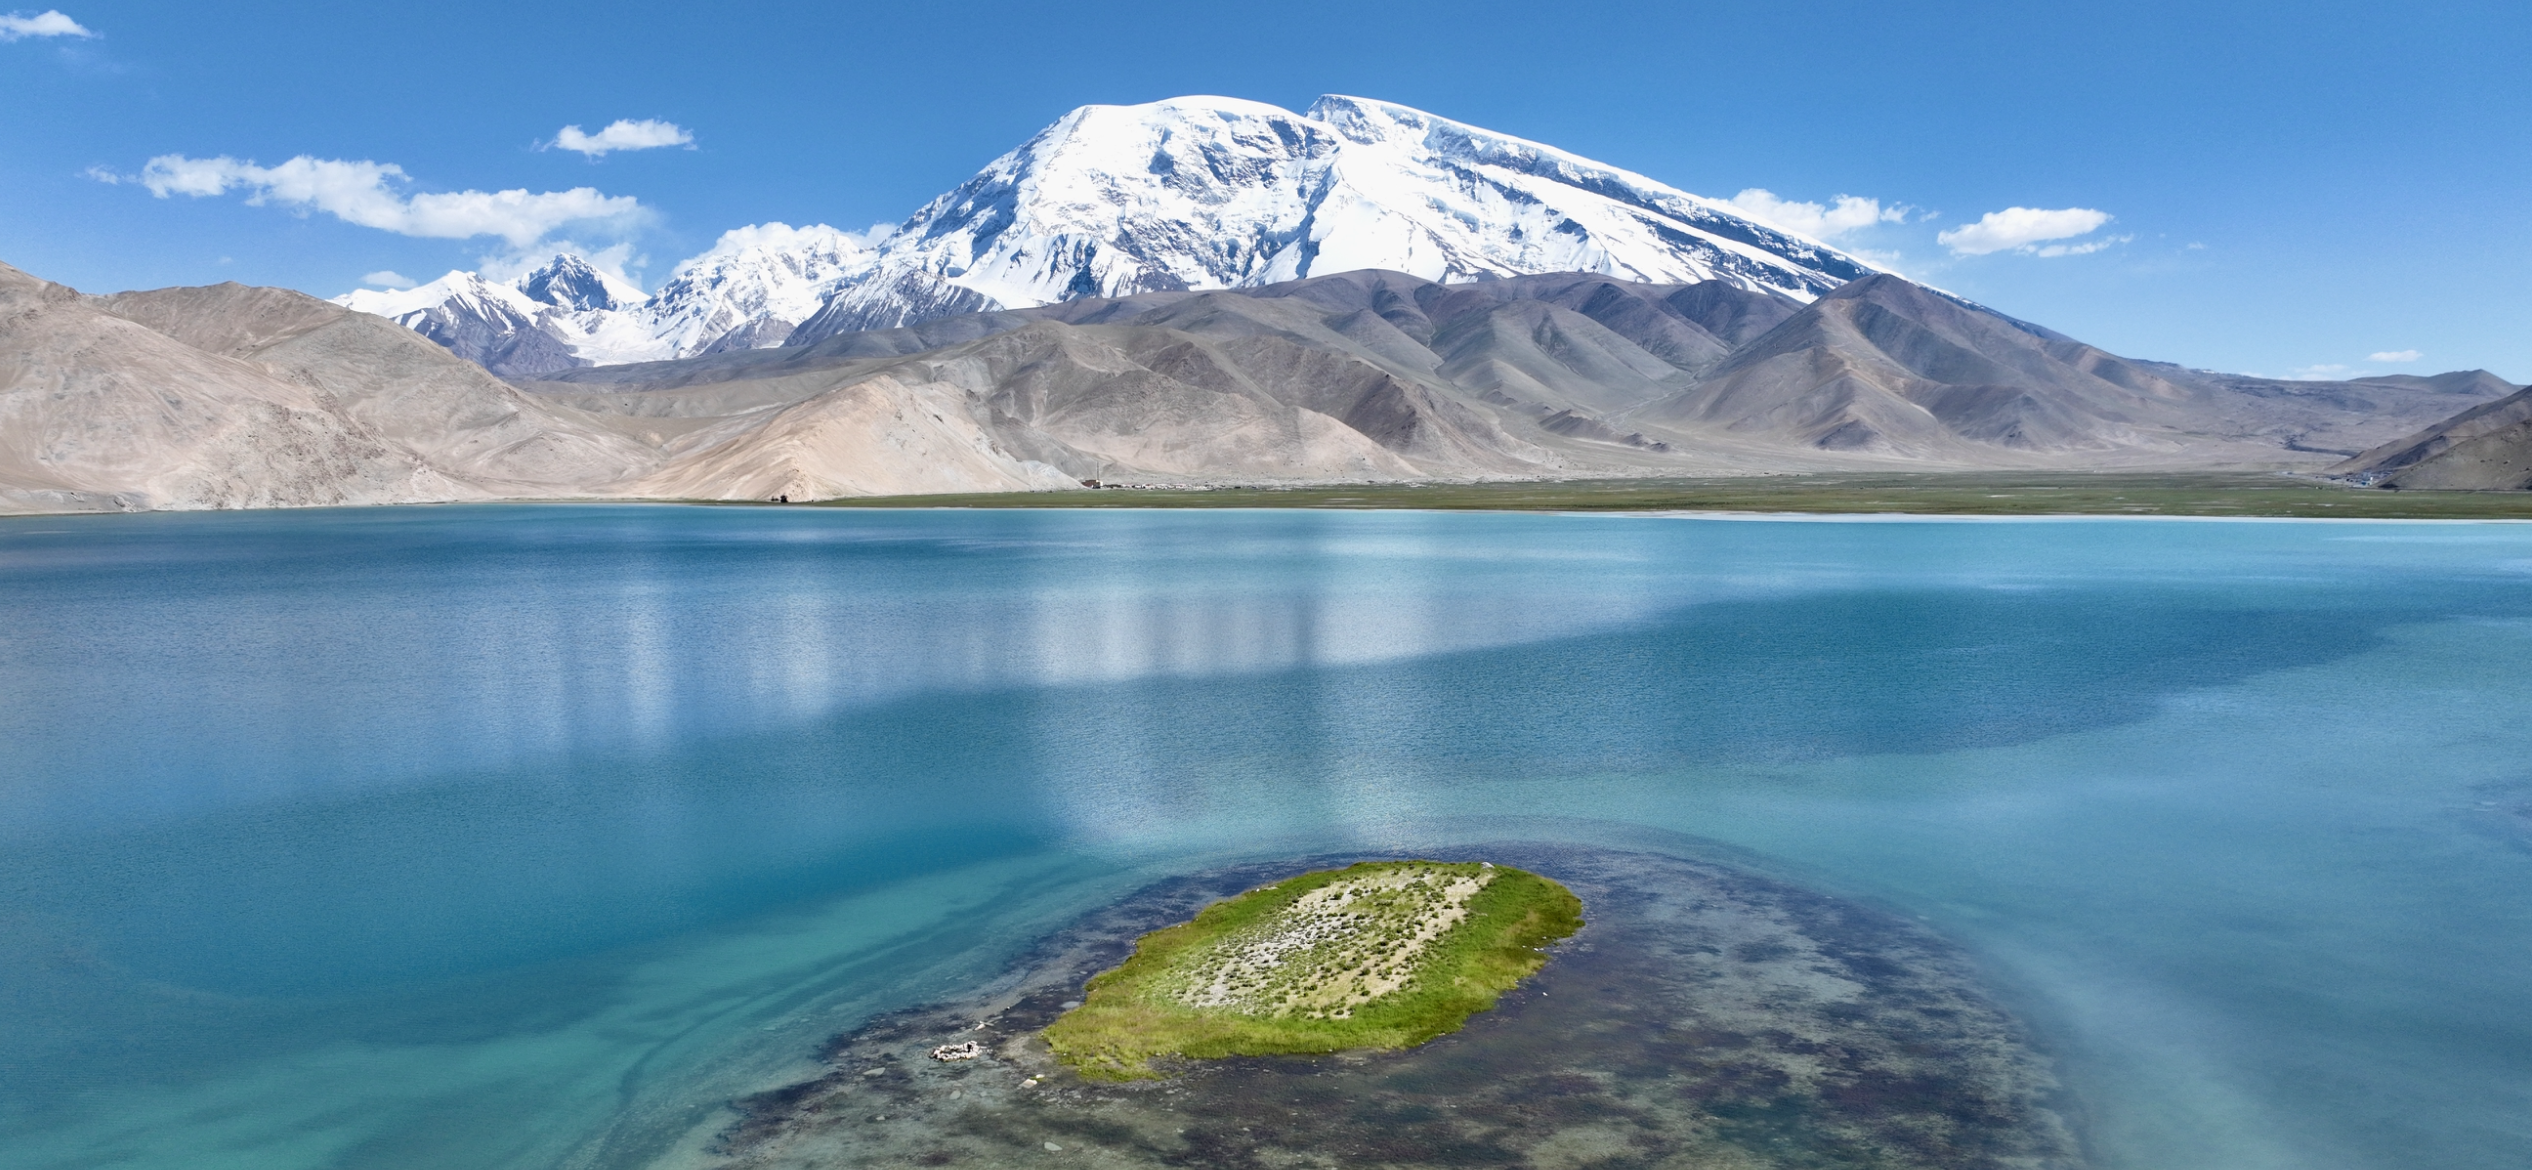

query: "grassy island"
left=1043, top=860, right=1582, bottom=1079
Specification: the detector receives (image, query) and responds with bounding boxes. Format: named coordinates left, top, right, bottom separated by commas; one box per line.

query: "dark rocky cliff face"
left=518, top=255, right=626, bottom=312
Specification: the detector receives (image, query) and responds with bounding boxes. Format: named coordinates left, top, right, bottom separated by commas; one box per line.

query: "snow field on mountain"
left=341, top=94, right=1884, bottom=375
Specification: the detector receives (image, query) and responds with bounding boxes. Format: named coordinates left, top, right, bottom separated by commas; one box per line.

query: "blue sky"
left=4, top=0, right=2525, bottom=380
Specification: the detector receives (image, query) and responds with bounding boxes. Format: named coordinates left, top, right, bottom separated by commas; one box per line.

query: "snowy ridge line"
left=336, top=94, right=1888, bottom=377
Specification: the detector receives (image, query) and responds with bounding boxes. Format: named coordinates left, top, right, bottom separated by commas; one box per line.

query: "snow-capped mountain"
left=518, top=253, right=641, bottom=312
left=333, top=227, right=875, bottom=375
left=606, top=223, right=877, bottom=361
left=345, top=95, right=1888, bottom=373
left=335, top=267, right=587, bottom=377
left=874, top=96, right=1864, bottom=302
left=797, top=94, right=1887, bottom=341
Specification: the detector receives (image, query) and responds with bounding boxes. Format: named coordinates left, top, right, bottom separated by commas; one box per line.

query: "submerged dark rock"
left=714, top=844, right=2087, bottom=1169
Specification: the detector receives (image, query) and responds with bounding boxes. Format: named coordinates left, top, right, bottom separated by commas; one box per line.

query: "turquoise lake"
left=2, top=504, right=2528, bottom=1169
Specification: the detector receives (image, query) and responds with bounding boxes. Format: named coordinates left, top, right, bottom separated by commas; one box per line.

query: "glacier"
left=339, top=94, right=1889, bottom=375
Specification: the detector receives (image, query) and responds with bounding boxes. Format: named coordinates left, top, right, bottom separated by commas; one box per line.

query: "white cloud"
left=2368, top=349, right=2423, bottom=363
left=666, top=221, right=894, bottom=278
left=701, top=221, right=834, bottom=255
left=2290, top=364, right=2354, bottom=380
left=1938, top=206, right=2114, bottom=256
left=360, top=270, right=415, bottom=289
left=550, top=119, right=694, bottom=157
left=702, top=220, right=889, bottom=253
left=0, top=9, right=93, bottom=40
left=2030, top=234, right=2132, bottom=258
left=1723, top=189, right=1906, bottom=240
left=127, top=154, right=651, bottom=247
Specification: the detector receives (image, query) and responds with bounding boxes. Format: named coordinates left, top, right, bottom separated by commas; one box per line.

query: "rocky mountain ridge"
left=512, top=267, right=2510, bottom=497
left=2327, top=373, right=2532, bottom=489
left=6, top=255, right=2514, bottom=515
left=0, top=260, right=649, bottom=513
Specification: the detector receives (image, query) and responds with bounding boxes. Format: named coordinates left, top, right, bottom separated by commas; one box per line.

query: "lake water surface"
left=2, top=505, right=2528, bottom=1169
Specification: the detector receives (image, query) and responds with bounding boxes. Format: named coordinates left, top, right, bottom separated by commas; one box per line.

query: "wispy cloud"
left=115, top=154, right=651, bottom=247
left=360, top=270, right=415, bottom=289
left=2030, top=235, right=2132, bottom=258
left=549, top=119, right=694, bottom=158
left=0, top=9, right=92, bottom=40
left=1723, top=189, right=1906, bottom=241
left=1938, top=206, right=2114, bottom=256
left=2368, top=349, right=2422, bottom=363
left=696, top=220, right=890, bottom=256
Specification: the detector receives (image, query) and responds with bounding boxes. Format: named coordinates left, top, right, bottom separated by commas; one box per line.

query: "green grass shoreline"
left=794, top=472, right=2532, bottom=519
left=1044, top=861, right=1583, bottom=1080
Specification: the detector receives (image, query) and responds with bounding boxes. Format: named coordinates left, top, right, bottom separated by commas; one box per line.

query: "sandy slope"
left=0, top=262, right=469, bottom=513
left=2329, top=377, right=2532, bottom=489
left=0, top=262, right=1086, bottom=513
left=5, top=256, right=2517, bottom=515
left=626, top=374, right=1075, bottom=500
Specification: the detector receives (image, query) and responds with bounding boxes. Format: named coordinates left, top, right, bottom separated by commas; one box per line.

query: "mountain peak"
left=518, top=254, right=639, bottom=312
left=336, top=270, right=535, bottom=319
left=1074, top=93, right=1304, bottom=122
left=347, top=94, right=1894, bottom=374
left=1303, top=93, right=1432, bottom=142
left=881, top=93, right=1885, bottom=314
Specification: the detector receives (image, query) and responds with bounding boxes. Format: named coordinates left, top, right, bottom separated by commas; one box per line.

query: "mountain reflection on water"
left=2, top=506, right=2529, bottom=1170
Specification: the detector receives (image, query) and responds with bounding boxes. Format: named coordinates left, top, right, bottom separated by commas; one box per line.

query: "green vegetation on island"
left=1043, top=860, right=1583, bottom=1080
